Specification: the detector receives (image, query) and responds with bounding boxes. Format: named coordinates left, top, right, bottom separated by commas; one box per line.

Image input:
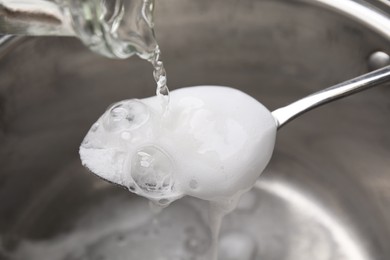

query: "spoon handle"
left=272, top=65, right=390, bottom=129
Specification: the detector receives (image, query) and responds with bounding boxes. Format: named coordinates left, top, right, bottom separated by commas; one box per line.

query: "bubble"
left=158, top=198, right=170, bottom=205
left=153, top=61, right=166, bottom=82
left=147, top=200, right=167, bottom=213
left=111, top=106, right=128, bottom=120
left=103, top=100, right=149, bottom=132
left=189, top=179, right=199, bottom=190
left=131, top=146, right=175, bottom=197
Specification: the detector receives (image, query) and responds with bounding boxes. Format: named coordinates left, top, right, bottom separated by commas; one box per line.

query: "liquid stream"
left=148, top=46, right=229, bottom=259
left=149, top=46, right=170, bottom=114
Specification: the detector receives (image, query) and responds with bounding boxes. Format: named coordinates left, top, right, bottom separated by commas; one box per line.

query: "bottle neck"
left=66, top=0, right=158, bottom=59
left=0, top=0, right=158, bottom=59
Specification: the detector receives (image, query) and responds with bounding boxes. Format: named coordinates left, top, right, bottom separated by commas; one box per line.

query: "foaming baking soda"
left=80, top=86, right=277, bottom=259
left=80, top=86, right=276, bottom=203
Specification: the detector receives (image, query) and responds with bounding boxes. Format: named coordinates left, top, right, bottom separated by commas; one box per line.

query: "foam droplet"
left=158, top=198, right=170, bottom=205
left=103, top=100, right=149, bottom=132
left=131, top=146, right=174, bottom=197
left=128, top=185, right=136, bottom=192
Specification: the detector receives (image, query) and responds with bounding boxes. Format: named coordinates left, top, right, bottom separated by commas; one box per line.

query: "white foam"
left=80, top=86, right=276, bottom=204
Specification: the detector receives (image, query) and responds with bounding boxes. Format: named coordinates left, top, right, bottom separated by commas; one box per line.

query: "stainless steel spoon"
left=272, top=65, right=390, bottom=128
left=79, top=65, right=390, bottom=202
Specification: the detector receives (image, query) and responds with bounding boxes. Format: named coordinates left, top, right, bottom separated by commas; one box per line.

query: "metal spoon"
left=79, top=66, right=390, bottom=201
left=272, top=65, right=390, bottom=128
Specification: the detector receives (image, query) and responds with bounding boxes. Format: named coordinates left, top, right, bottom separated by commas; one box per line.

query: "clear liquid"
left=149, top=46, right=170, bottom=114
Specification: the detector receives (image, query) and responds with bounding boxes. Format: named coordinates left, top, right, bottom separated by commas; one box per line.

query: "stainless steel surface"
left=0, top=0, right=390, bottom=259
left=272, top=65, right=390, bottom=128
left=307, top=0, right=390, bottom=39
left=0, top=35, right=24, bottom=58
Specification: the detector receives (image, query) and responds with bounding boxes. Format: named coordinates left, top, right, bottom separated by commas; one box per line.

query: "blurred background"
left=0, top=0, right=389, bottom=259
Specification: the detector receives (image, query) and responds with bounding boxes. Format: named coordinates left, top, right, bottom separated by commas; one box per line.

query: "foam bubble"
left=131, top=146, right=174, bottom=197
left=103, top=100, right=150, bottom=132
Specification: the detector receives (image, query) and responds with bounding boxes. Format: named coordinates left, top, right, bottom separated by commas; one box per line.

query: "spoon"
left=80, top=65, right=390, bottom=203
left=272, top=65, right=390, bottom=128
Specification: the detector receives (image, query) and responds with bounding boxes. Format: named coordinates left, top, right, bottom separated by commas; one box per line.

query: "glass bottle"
left=0, top=0, right=157, bottom=59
